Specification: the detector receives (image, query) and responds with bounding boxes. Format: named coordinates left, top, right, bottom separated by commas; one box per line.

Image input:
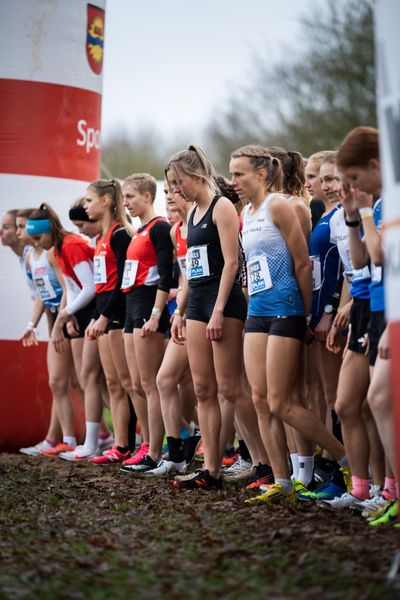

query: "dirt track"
left=0, top=453, right=399, bottom=599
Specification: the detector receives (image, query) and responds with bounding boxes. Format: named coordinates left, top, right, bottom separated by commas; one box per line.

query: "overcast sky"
left=101, top=0, right=319, bottom=142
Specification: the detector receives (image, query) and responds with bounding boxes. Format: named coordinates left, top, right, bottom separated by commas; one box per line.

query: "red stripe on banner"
left=389, top=321, right=400, bottom=491
left=0, top=340, right=85, bottom=452
left=0, top=79, right=101, bottom=181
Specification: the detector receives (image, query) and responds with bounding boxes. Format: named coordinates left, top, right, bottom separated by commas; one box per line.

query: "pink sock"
left=351, top=476, right=369, bottom=500
left=45, top=438, right=57, bottom=448
left=382, top=477, right=397, bottom=501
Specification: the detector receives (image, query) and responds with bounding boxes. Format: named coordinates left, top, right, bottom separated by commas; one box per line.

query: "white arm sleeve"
left=65, top=261, right=95, bottom=315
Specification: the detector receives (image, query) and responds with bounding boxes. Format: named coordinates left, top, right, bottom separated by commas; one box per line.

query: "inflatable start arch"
left=0, top=0, right=106, bottom=451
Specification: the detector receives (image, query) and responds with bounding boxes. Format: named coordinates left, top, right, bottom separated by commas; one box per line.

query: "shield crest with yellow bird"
left=86, top=4, right=105, bottom=74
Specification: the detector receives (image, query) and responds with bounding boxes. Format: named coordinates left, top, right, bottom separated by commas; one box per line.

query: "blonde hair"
left=166, top=144, right=218, bottom=194
left=307, top=150, right=335, bottom=172
left=231, top=145, right=284, bottom=193
left=88, top=179, right=133, bottom=233
left=123, top=173, right=157, bottom=202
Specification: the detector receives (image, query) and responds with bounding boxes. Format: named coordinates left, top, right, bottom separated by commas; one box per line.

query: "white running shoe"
left=323, top=492, right=363, bottom=509
left=360, top=495, right=388, bottom=518
left=98, top=434, right=115, bottom=452
left=59, top=445, right=99, bottom=461
left=223, top=457, right=253, bottom=480
left=144, top=459, right=187, bottom=478
left=19, top=440, right=52, bottom=456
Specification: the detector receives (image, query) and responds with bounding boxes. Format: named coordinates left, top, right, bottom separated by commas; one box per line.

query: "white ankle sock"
left=298, top=455, right=314, bottom=486
left=275, top=478, right=293, bottom=493
left=84, top=422, right=100, bottom=450
left=63, top=436, right=76, bottom=447
left=290, top=453, right=299, bottom=480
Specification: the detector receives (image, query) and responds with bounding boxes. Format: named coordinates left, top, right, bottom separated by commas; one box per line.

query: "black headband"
left=69, top=207, right=93, bottom=222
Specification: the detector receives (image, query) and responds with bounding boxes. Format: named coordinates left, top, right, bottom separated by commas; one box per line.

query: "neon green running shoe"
left=245, top=482, right=296, bottom=505
left=369, top=500, right=398, bottom=526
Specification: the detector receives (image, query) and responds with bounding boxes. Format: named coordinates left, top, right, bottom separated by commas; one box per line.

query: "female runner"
left=26, top=204, right=101, bottom=455
left=169, top=145, right=268, bottom=490
left=120, top=173, right=173, bottom=474
left=228, top=145, right=348, bottom=504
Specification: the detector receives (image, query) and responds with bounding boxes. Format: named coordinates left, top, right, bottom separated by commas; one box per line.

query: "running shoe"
left=221, top=448, right=239, bottom=467
left=120, top=454, right=158, bottom=474
left=90, top=445, right=130, bottom=465
left=20, top=440, right=54, bottom=456
left=59, top=445, right=99, bottom=461
left=173, top=469, right=222, bottom=490
left=223, top=457, right=253, bottom=481
left=313, top=457, right=337, bottom=485
left=98, top=433, right=115, bottom=451
left=297, top=480, right=346, bottom=502
left=244, top=465, right=275, bottom=490
left=322, top=492, right=364, bottom=510
left=359, top=495, right=388, bottom=519
left=369, top=500, right=398, bottom=526
left=122, top=442, right=149, bottom=466
left=144, top=459, right=187, bottom=478
left=245, top=483, right=296, bottom=505
left=40, top=443, right=75, bottom=457
left=182, top=429, right=202, bottom=464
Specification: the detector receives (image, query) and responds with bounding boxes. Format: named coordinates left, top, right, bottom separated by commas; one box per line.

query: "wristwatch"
left=324, top=304, right=334, bottom=315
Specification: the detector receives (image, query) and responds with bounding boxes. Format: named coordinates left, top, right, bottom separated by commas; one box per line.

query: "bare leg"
left=124, top=332, right=149, bottom=444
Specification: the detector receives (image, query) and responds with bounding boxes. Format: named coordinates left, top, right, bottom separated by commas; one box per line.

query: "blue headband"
left=26, top=219, right=52, bottom=235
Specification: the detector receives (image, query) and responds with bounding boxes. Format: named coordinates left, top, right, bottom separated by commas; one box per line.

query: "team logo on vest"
left=86, top=4, right=105, bottom=74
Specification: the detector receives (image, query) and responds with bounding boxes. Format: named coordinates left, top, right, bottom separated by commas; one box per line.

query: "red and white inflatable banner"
left=374, top=0, right=400, bottom=487
left=0, top=0, right=105, bottom=450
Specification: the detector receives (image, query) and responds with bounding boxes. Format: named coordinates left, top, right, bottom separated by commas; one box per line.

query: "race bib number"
left=186, top=246, right=210, bottom=280
left=177, top=255, right=187, bottom=278
left=34, top=276, right=57, bottom=301
left=121, top=259, right=138, bottom=289
left=371, top=264, right=382, bottom=283
left=94, top=255, right=107, bottom=284
left=311, top=255, right=321, bottom=291
left=247, top=255, right=272, bottom=296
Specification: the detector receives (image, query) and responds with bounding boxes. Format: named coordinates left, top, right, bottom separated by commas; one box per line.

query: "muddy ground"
left=0, top=453, right=399, bottom=599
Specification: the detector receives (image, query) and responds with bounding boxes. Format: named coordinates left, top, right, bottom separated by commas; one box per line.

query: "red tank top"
left=94, top=222, right=121, bottom=294
left=175, top=221, right=187, bottom=278
left=121, top=217, right=164, bottom=293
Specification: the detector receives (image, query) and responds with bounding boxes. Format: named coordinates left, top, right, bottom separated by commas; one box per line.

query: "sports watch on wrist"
left=324, top=304, right=334, bottom=315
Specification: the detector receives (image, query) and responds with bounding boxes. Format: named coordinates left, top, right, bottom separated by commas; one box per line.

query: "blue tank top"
left=30, top=249, right=63, bottom=308
left=241, top=195, right=304, bottom=317
left=308, top=205, right=341, bottom=323
left=369, top=199, right=385, bottom=312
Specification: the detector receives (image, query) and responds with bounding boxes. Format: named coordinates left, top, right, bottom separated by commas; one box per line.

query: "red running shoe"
left=90, top=445, right=130, bottom=465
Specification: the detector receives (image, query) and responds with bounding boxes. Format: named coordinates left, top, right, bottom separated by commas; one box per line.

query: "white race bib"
left=121, top=259, right=138, bottom=289
left=371, top=264, right=382, bottom=283
left=34, top=275, right=57, bottom=301
left=186, top=245, right=210, bottom=280
left=177, top=255, right=187, bottom=278
left=311, top=255, right=321, bottom=291
left=247, top=255, right=272, bottom=296
left=94, top=255, right=107, bottom=284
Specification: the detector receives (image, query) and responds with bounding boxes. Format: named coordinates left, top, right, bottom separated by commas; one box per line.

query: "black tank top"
left=187, top=195, right=225, bottom=287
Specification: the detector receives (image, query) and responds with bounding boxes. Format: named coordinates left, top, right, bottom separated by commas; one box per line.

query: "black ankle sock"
left=117, top=446, right=129, bottom=454
left=238, top=439, right=251, bottom=462
left=167, top=436, right=184, bottom=463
